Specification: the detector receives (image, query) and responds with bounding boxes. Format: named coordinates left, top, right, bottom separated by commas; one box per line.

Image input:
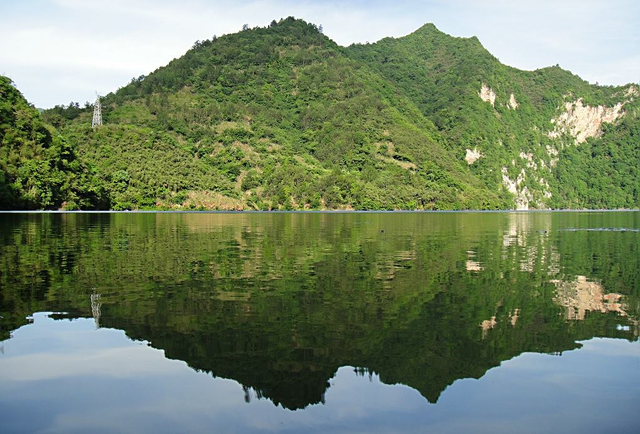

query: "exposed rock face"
left=509, top=93, right=519, bottom=110
left=465, top=147, right=482, bottom=164
left=466, top=250, right=483, bottom=271
left=519, top=152, right=537, bottom=169
left=539, top=178, right=552, bottom=199
left=510, top=309, right=520, bottom=327
left=549, top=98, right=624, bottom=143
left=466, top=260, right=482, bottom=271
left=479, top=84, right=496, bottom=106
left=479, top=316, right=497, bottom=338
left=501, top=167, right=531, bottom=210
left=625, top=85, right=638, bottom=98
left=552, top=276, right=626, bottom=320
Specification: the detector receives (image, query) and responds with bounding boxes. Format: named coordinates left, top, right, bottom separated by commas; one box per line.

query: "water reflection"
left=1, top=313, right=638, bottom=434
left=0, top=212, right=638, bottom=428
left=553, top=276, right=628, bottom=321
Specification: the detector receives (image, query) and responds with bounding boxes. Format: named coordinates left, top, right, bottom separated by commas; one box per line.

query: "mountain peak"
left=16, top=18, right=637, bottom=212
left=408, top=22, right=482, bottom=46
left=414, top=22, right=440, bottom=33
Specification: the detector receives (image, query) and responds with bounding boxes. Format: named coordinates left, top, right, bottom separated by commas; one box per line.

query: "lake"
left=0, top=211, right=638, bottom=433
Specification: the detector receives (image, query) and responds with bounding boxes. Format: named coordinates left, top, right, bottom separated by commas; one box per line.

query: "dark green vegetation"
left=0, top=77, right=106, bottom=209
left=1, top=212, right=638, bottom=407
left=2, top=18, right=639, bottom=209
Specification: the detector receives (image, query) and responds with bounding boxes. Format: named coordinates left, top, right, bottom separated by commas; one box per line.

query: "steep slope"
left=31, top=18, right=640, bottom=210
left=0, top=76, right=106, bottom=209
left=347, top=24, right=640, bottom=209
left=47, top=18, right=508, bottom=210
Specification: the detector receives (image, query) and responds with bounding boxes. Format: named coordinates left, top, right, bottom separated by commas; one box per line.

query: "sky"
left=1, top=0, right=639, bottom=108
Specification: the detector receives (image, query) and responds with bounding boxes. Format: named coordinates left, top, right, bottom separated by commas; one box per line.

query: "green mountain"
left=348, top=24, right=640, bottom=209
left=2, top=17, right=639, bottom=210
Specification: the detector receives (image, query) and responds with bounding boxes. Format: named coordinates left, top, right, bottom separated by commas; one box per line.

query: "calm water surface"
left=0, top=212, right=638, bottom=433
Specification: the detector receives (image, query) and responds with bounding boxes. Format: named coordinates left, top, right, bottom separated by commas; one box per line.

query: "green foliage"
left=0, top=76, right=107, bottom=209
left=348, top=24, right=639, bottom=209
left=9, top=17, right=635, bottom=210
left=39, top=18, right=506, bottom=210
left=41, top=101, right=90, bottom=128
left=550, top=111, right=640, bottom=208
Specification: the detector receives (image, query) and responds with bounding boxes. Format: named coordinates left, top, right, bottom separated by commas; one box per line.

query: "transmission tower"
left=92, top=93, right=102, bottom=129
left=90, top=290, right=101, bottom=329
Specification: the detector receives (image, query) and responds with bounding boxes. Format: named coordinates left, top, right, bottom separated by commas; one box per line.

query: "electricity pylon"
left=92, top=92, right=102, bottom=129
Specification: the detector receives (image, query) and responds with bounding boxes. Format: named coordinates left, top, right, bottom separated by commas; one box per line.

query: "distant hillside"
left=348, top=23, right=640, bottom=209
left=2, top=17, right=638, bottom=210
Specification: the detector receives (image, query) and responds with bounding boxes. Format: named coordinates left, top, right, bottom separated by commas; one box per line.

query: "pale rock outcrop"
left=480, top=316, right=497, bottom=338
left=509, top=93, right=519, bottom=110
left=466, top=250, right=483, bottom=271
left=519, top=152, right=537, bottom=169
left=465, top=147, right=482, bottom=164
left=502, top=167, right=532, bottom=210
left=539, top=178, right=552, bottom=199
left=516, top=187, right=531, bottom=211
left=515, top=153, right=551, bottom=201
left=466, top=260, right=483, bottom=271
left=510, top=309, right=520, bottom=326
left=552, top=276, right=626, bottom=320
left=624, top=85, right=638, bottom=98
left=549, top=98, right=624, bottom=143
left=479, top=84, right=496, bottom=106
left=546, top=145, right=559, bottom=167
left=502, top=168, right=518, bottom=195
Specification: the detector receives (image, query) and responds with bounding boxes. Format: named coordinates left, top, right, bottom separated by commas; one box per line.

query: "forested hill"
left=0, top=76, right=106, bottom=209
left=347, top=24, right=640, bottom=209
left=3, top=17, right=639, bottom=210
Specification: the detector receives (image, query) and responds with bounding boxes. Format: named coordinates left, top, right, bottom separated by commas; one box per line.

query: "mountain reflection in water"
left=0, top=212, right=638, bottom=432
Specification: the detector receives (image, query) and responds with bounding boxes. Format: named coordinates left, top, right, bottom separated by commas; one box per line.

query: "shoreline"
left=1, top=209, right=638, bottom=214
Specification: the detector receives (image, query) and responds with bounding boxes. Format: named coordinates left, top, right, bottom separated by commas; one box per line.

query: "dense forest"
left=0, top=77, right=107, bottom=209
left=1, top=18, right=638, bottom=210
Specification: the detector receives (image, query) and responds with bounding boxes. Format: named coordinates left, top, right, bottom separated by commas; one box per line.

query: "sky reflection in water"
left=1, top=314, right=638, bottom=433
left=0, top=212, right=639, bottom=433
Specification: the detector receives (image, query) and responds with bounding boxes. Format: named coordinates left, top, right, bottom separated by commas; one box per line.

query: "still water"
left=0, top=212, right=638, bottom=433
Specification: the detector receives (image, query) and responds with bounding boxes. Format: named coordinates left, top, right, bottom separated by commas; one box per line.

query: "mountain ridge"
left=1, top=17, right=638, bottom=210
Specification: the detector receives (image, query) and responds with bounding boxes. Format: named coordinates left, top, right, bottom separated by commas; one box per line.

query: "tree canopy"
left=2, top=18, right=638, bottom=210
